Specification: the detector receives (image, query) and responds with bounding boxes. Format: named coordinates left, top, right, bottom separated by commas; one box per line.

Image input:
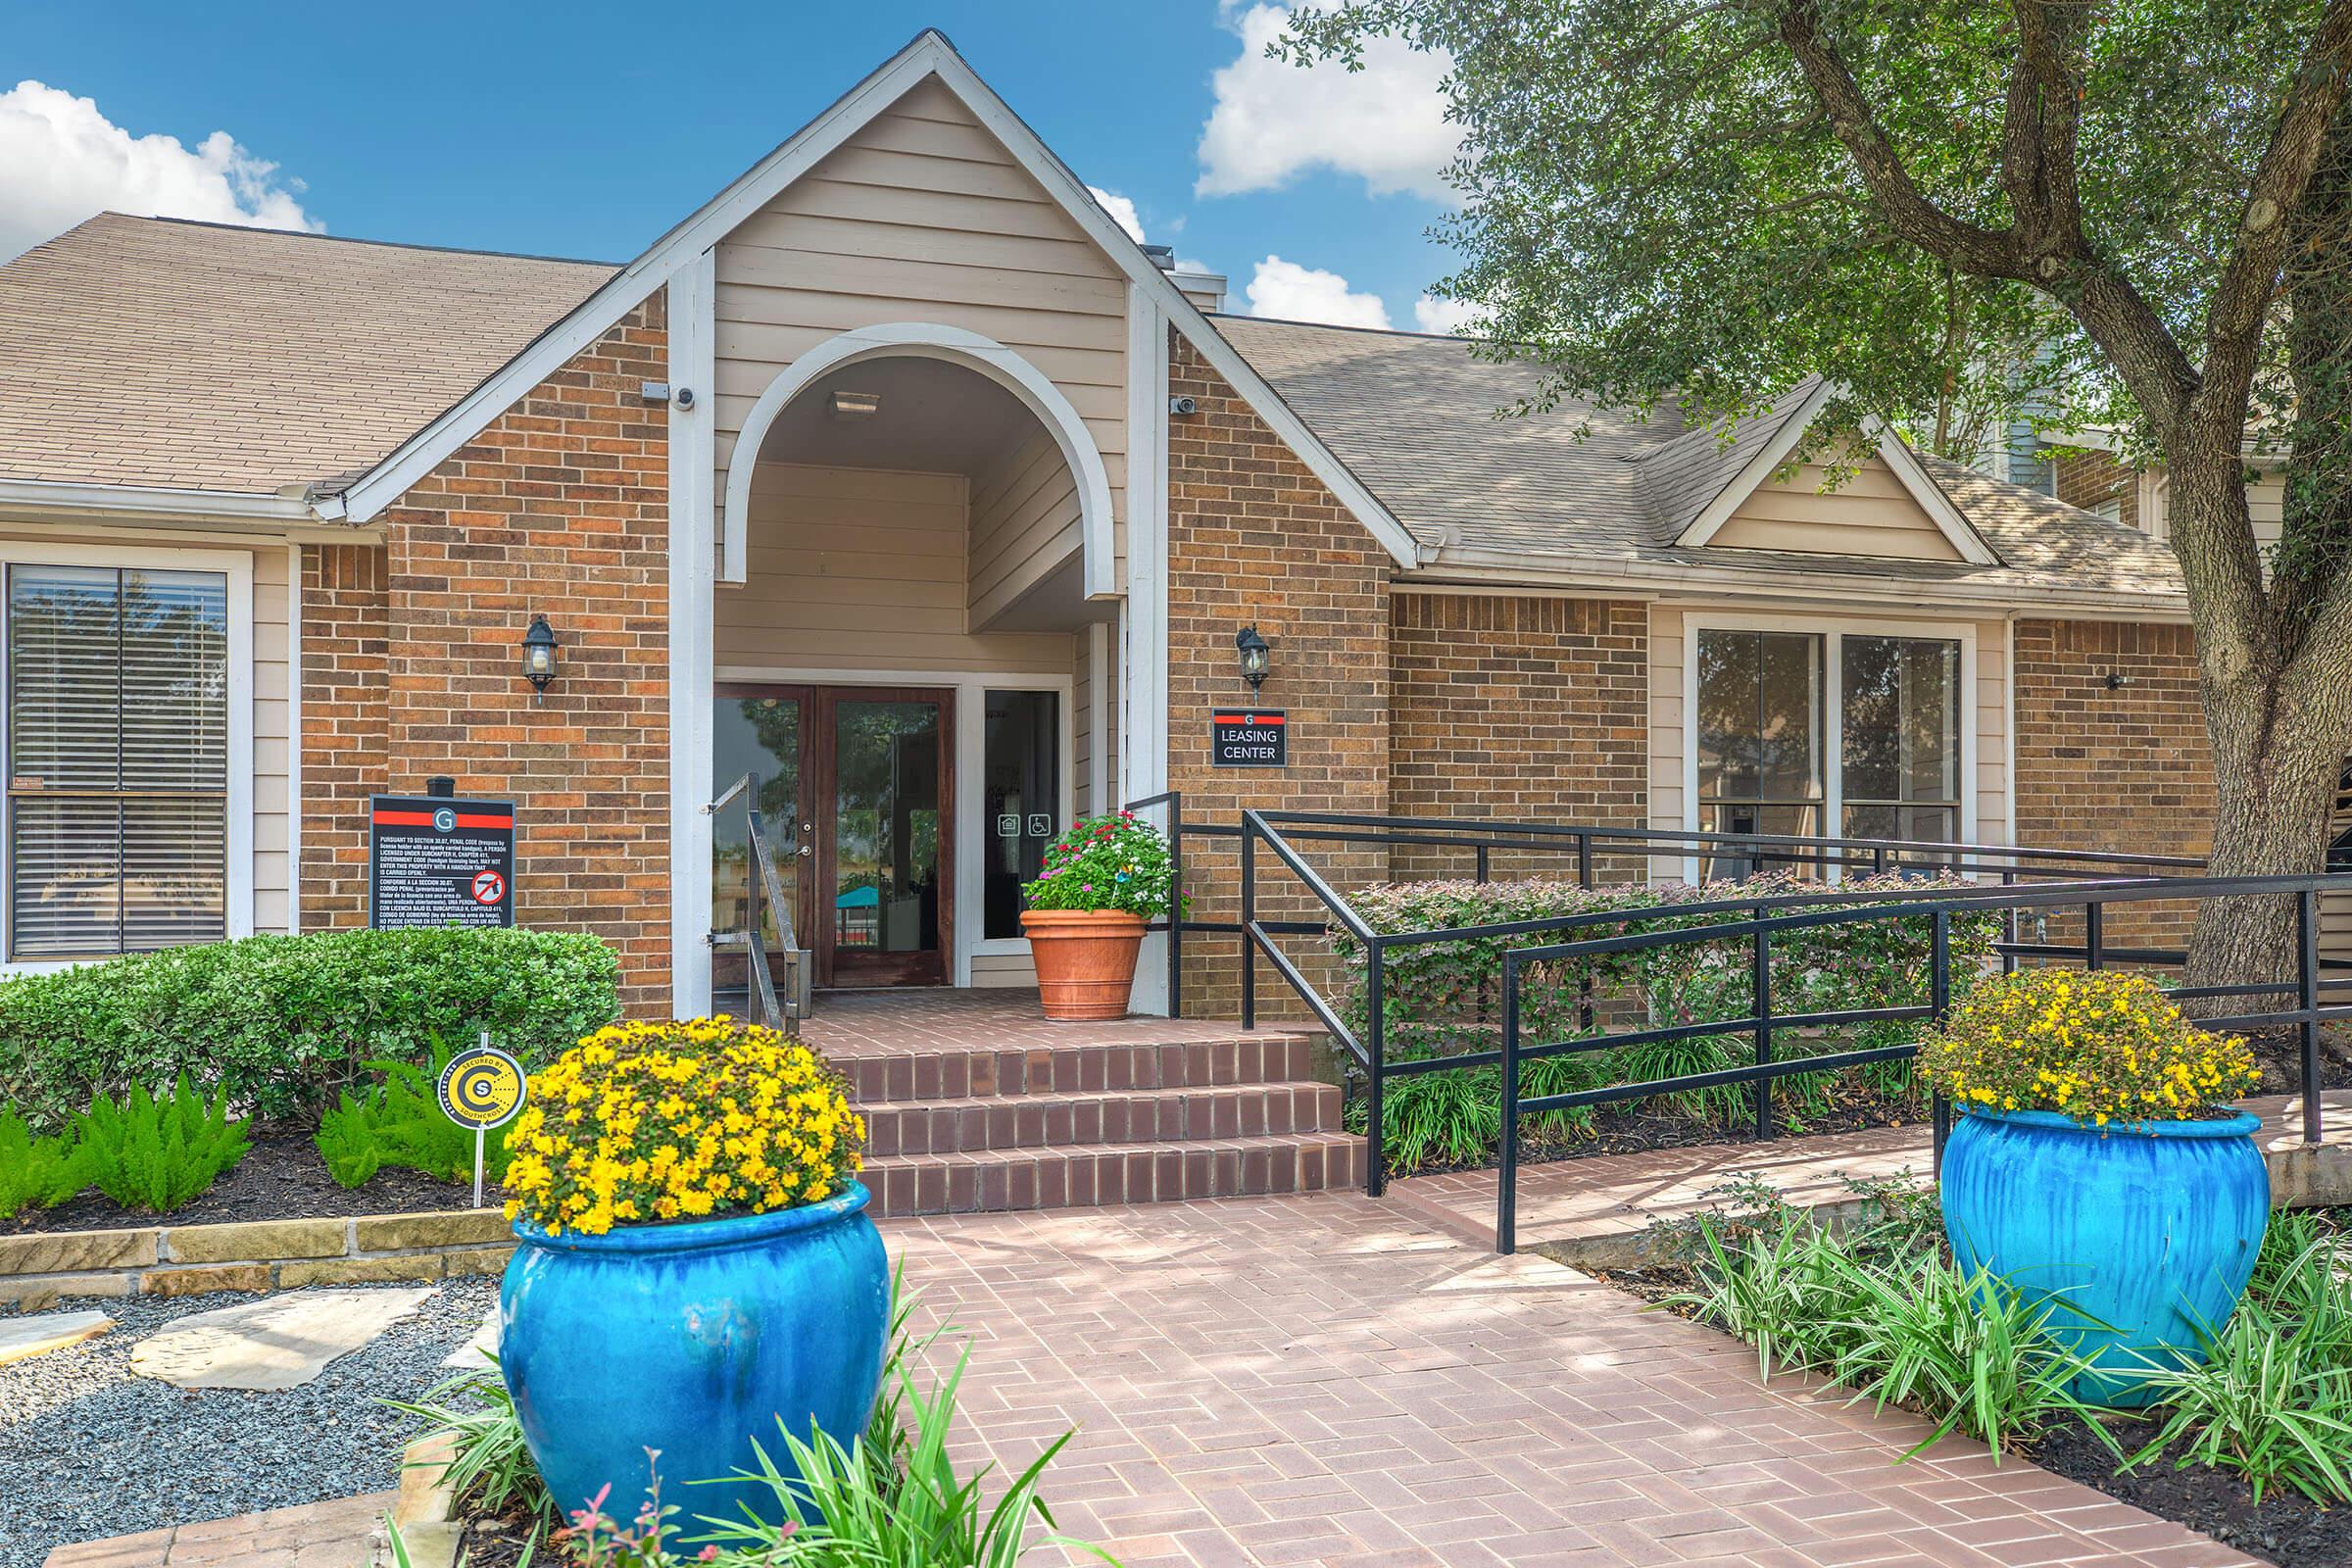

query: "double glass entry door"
left=711, top=684, right=953, bottom=988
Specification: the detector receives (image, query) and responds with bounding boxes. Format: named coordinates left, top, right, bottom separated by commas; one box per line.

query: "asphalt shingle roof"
left=0, top=214, right=614, bottom=495
left=1212, top=315, right=2183, bottom=599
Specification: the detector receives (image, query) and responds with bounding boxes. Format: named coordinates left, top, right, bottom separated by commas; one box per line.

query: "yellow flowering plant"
left=502, top=1018, right=863, bottom=1237
left=1916, top=968, right=2260, bottom=1128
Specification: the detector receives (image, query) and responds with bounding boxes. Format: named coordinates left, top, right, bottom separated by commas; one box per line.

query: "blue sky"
left=2, top=1, right=1473, bottom=331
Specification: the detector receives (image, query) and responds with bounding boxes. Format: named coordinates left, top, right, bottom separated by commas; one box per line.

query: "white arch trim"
left=719, top=321, right=1118, bottom=598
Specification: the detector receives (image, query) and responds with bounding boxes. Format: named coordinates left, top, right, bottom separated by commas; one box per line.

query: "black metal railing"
left=1186, top=807, right=2342, bottom=1240
left=707, top=770, right=810, bottom=1036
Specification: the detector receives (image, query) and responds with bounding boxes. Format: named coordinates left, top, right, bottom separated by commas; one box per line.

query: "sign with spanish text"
left=368, top=794, right=516, bottom=929
left=1210, top=710, right=1288, bottom=768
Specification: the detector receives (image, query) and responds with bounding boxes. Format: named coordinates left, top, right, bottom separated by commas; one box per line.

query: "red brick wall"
left=1390, top=593, right=1649, bottom=882
left=2053, top=451, right=2139, bottom=531
left=2014, top=618, right=2210, bottom=941
left=297, top=544, right=391, bottom=930
left=1165, top=336, right=1392, bottom=1018
left=317, top=300, right=675, bottom=1012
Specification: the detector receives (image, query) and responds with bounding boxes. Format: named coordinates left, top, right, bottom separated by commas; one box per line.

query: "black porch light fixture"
left=1236, top=624, right=1271, bottom=694
left=521, top=614, right=560, bottom=706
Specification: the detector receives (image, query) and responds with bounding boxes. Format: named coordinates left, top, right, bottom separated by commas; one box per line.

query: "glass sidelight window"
left=981, top=691, right=1059, bottom=940
left=1694, top=624, right=1967, bottom=879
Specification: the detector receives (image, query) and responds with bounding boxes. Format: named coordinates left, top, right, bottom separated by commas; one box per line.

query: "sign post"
left=369, top=793, right=516, bottom=929
left=436, top=1031, right=528, bottom=1208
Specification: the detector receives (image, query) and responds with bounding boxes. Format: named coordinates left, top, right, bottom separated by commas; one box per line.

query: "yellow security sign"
left=438, top=1044, right=526, bottom=1131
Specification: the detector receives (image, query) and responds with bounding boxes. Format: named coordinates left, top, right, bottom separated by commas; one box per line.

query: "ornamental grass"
left=1916, top=968, right=2259, bottom=1126
left=503, top=1018, right=863, bottom=1237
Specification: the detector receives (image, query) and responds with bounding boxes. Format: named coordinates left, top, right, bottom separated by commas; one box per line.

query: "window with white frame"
left=7, top=565, right=229, bottom=957
left=1693, top=622, right=1966, bottom=878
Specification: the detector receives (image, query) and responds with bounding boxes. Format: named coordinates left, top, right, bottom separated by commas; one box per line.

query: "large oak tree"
left=1287, top=0, right=2352, bottom=989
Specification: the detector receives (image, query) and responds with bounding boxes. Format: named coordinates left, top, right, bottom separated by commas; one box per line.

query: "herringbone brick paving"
left=888, top=1191, right=2253, bottom=1568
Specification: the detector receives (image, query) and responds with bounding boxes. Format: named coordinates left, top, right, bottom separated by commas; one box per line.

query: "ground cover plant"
left=0, top=1106, right=87, bottom=1220
left=1331, top=870, right=2003, bottom=1173
left=67, top=1075, right=251, bottom=1213
left=1620, top=1181, right=2352, bottom=1568
left=0, top=925, right=620, bottom=1130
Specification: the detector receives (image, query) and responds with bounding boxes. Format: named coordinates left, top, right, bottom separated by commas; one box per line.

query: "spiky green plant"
left=69, top=1074, right=248, bottom=1212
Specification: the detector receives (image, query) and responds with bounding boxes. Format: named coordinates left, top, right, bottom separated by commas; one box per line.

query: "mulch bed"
left=2, top=1128, right=503, bottom=1236
left=454, top=1505, right=545, bottom=1568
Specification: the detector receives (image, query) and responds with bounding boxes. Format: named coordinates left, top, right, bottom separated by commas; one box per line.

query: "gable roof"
left=320, top=29, right=1426, bottom=571
left=1212, top=316, right=2177, bottom=602
left=0, top=213, right=613, bottom=496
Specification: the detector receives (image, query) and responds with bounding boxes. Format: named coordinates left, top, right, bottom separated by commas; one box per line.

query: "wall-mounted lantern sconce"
left=1236, top=624, right=1271, bottom=694
left=2104, top=671, right=2132, bottom=691
left=521, top=614, right=559, bottom=706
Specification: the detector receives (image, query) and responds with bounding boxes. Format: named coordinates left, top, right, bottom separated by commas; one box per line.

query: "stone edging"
left=0, top=1209, right=514, bottom=1309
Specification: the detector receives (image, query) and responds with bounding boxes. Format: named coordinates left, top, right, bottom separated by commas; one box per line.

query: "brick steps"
left=864, top=1081, right=1345, bottom=1157
left=841, top=1034, right=1320, bottom=1102
left=866, top=1130, right=1363, bottom=1218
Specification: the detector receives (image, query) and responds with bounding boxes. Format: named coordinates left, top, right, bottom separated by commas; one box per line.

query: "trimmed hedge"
left=0, top=927, right=621, bottom=1131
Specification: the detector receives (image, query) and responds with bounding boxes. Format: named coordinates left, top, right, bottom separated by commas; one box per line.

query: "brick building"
left=0, top=31, right=2243, bottom=1019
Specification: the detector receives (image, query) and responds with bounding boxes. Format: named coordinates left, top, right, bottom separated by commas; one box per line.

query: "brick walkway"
left=42, top=1493, right=391, bottom=1568
left=893, top=1192, right=2251, bottom=1568
left=1396, top=1090, right=2352, bottom=1258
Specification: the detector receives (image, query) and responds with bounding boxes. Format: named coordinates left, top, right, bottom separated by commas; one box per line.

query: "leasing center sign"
left=1210, top=709, right=1287, bottom=768
left=369, top=794, right=516, bottom=929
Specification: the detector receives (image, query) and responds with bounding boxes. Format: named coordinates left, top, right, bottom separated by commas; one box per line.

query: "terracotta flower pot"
left=1021, top=908, right=1147, bottom=1021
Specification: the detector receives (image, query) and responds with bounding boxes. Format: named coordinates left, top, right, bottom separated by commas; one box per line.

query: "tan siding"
left=971, top=949, right=1038, bottom=988
left=1647, top=604, right=1686, bottom=879
left=712, top=75, right=1129, bottom=585
left=715, top=462, right=1071, bottom=675
left=1072, top=631, right=1094, bottom=816
left=968, top=432, right=1081, bottom=623
left=1712, top=459, right=1963, bottom=562
left=2249, top=473, right=2286, bottom=552
left=252, top=545, right=292, bottom=933
left=1975, top=618, right=2010, bottom=847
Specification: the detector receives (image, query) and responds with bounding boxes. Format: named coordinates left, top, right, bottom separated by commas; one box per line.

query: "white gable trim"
left=1676, top=383, right=2001, bottom=566
left=323, top=30, right=1425, bottom=573
left=718, top=321, right=1119, bottom=597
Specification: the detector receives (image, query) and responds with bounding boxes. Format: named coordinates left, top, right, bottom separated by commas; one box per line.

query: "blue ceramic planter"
left=1939, top=1108, right=2269, bottom=1405
left=500, top=1182, right=889, bottom=1527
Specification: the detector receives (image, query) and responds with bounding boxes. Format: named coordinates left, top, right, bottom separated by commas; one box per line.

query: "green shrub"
left=71, top=1075, right=250, bottom=1213
left=0, top=1107, right=88, bottom=1219
left=1329, top=870, right=2003, bottom=1170
left=0, top=926, right=621, bottom=1131
left=316, top=1041, right=516, bottom=1189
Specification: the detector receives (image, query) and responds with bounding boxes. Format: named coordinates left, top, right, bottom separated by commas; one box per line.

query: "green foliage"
left=1670, top=1207, right=2101, bottom=1456
left=0, top=1106, right=88, bottom=1219
left=70, top=1075, right=249, bottom=1213
left=384, top=1350, right=553, bottom=1524
left=0, top=926, right=621, bottom=1131
left=1332, top=871, right=2000, bottom=1171
left=316, top=1041, right=514, bottom=1189
left=2121, top=1232, right=2352, bottom=1504
left=1019, top=811, right=1175, bottom=918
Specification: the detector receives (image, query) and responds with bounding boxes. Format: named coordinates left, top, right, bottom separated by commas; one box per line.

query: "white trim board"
left=1676, top=610, right=1980, bottom=886
left=667, top=252, right=719, bottom=1018
left=318, top=28, right=1422, bottom=575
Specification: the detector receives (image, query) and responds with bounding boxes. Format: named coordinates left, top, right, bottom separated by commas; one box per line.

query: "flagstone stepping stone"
left=440, top=1304, right=499, bottom=1370
left=0, top=1307, right=112, bottom=1366
left=130, top=1287, right=433, bottom=1392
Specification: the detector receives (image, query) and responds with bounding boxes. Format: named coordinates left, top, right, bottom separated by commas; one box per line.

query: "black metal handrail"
left=707, top=770, right=809, bottom=1037
left=1207, top=807, right=2342, bottom=1224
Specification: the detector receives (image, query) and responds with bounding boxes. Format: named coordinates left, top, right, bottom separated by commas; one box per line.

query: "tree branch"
left=2000, top=0, right=2087, bottom=256
left=1772, top=0, right=2029, bottom=280
left=2199, top=0, right=2352, bottom=423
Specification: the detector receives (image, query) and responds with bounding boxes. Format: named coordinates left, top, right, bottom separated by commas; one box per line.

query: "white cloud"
left=1413, top=293, right=1481, bottom=334
left=1245, top=255, right=1391, bottom=328
left=0, top=80, right=319, bottom=261
left=1086, top=184, right=1147, bottom=244
left=1197, top=3, right=1458, bottom=200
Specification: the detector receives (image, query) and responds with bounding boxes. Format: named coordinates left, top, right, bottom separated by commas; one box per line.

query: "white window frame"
left=0, top=541, right=255, bottom=973
left=710, top=664, right=1074, bottom=987
left=1681, top=612, right=1978, bottom=884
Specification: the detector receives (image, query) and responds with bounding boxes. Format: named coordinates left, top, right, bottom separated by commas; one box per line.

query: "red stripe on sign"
left=1212, top=712, right=1286, bottom=725
left=372, top=809, right=513, bottom=828
left=454, top=813, right=512, bottom=829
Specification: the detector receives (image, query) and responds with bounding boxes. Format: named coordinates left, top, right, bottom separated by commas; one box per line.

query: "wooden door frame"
left=712, top=682, right=817, bottom=988
left=813, top=685, right=956, bottom=989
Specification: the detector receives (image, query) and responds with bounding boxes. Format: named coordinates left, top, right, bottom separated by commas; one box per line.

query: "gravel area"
left=0, top=1279, right=498, bottom=1568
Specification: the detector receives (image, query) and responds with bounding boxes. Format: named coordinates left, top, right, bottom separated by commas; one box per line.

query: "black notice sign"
left=1210, top=709, right=1288, bottom=768
left=369, top=795, right=516, bottom=930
